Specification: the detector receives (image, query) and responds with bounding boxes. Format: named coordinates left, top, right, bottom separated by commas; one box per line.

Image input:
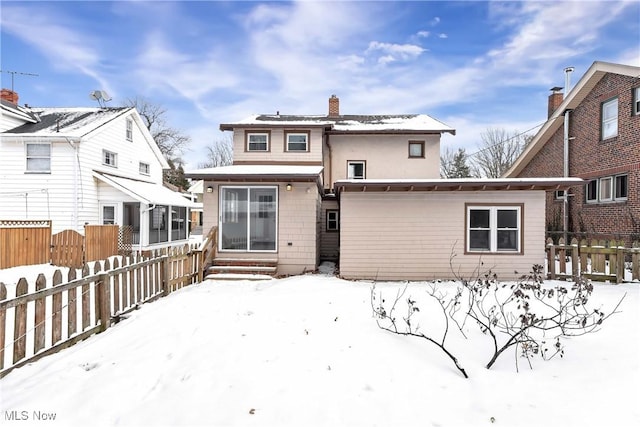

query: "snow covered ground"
left=0, top=264, right=638, bottom=427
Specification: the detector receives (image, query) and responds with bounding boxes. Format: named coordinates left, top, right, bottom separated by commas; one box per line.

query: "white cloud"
left=430, top=17, right=441, bottom=26
left=438, top=33, right=448, bottom=39
left=365, top=41, right=426, bottom=62
left=0, top=5, right=113, bottom=95
left=417, top=30, right=430, bottom=38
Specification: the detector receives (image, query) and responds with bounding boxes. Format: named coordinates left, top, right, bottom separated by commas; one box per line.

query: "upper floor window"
left=586, top=174, right=627, bottom=203
left=634, top=87, right=640, bottom=115
left=601, top=97, right=618, bottom=140
left=247, top=132, right=269, bottom=151
left=467, top=205, right=521, bottom=253
left=347, top=161, right=365, bottom=179
left=408, top=141, right=425, bottom=158
left=25, top=143, right=51, bottom=173
left=126, top=118, right=133, bottom=141
left=103, top=149, right=118, bottom=168
left=139, top=162, right=150, bottom=175
left=285, top=132, right=309, bottom=152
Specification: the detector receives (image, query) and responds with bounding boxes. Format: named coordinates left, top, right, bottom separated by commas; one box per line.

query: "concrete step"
left=212, top=258, right=278, bottom=267
left=207, top=265, right=277, bottom=275
left=204, top=273, right=274, bottom=281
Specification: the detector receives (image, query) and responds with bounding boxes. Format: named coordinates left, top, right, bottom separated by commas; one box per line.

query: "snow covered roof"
left=186, top=165, right=324, bottom=182
left=335, top=177, right=584, bottom=192
left=94, top=172, right=196, bottom=208
left=0, top=99, right=39, bottom=123
left=220, top=114, right=455, bottom=135
left=2, top=107, right=131, bottom=138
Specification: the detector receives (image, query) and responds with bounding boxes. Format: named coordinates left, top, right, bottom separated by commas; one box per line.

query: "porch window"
left=247, top=132, right=269, bottom=151
left=101, top=205, right=116, bottom=225
left=347, top=161, right=365, bottom=179
left=467, top=205, right=521, bottom=253
left=25, top=143, right=51, bottom=173
left=601, top=97, right=618, bottom=140
left=171, top=207, right=187, bottom=241
left=326, top=210, right=339, bottom=231
left=149, top=205, right=168, bottom=244
left=123, top=202, right=140, bottom=244
left=220, top=186, right=277, bottom=251
left=286, top=132, right=309, bottom=151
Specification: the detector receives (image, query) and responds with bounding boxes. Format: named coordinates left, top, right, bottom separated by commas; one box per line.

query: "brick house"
left=506, top=61, right=640, bottom=243
left=188, top=96, right=578, bottom=280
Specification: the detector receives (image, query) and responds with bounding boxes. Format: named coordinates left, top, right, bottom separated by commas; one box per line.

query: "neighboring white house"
left=0, top=90, right=194, bottom=249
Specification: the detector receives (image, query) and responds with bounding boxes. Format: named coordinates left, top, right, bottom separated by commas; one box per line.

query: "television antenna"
left=89, top=90, right=112, bottom=108
left=0, top=70, right=39, bottom=92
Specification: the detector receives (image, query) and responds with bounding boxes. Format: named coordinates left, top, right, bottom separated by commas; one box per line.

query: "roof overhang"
left=335, top=177, right=584, bottom=193
left=93, top=172, right=196, bottom=208
left=186, top=165, right=324, bottom=193
left=326, top=129, right=455, bottom=136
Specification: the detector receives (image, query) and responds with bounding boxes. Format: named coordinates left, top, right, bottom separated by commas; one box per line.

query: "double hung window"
left=467, top=205, right=521, bottom=253
left=601, top=98, right=618, bottom=140
left=26, top=143, right=51, bottom=173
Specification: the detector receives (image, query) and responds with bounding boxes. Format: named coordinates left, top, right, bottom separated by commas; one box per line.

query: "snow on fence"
left=0, top=244, right=205, bottom=378
left=546, top=238, right=640, bottom=283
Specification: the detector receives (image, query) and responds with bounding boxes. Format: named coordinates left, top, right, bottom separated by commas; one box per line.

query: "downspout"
left=325, top=133, right=333, bottom=194
left=563, top=67, right=575, bottom=242
left=64, top=137, right=80, bottom=231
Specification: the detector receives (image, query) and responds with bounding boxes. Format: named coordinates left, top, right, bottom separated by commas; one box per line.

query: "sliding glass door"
left=220, top=186, right=277, bottom=252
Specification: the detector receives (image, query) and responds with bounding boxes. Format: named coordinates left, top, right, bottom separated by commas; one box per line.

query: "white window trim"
left=219, top=185, right=279, bottom=253
left=25, top=142, right=51, bottom=173
left=286, top=132, right=309, bottom=152
left=126, top=118, right=133, bottom=141
left=586, top=175, right=628, bottom=203
left=139, top=162, right=150, bottom=176
left=466, top=205, right=522, bottom=253
left=601, top=97, right=618, bottom=140
left=614, top=174, right=628, bottom=201
left=100, top=203, right=118, bottom=225
left=103, top=149, right=118, bottom=168
left=247, top=132, right=269, bottom=152
left=347, top=161, right=366, bottom=179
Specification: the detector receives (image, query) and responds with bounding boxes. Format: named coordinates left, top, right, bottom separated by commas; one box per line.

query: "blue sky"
left=1, top=0, right=639, bottom=169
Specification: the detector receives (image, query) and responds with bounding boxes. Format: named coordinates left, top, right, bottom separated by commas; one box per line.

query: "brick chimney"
left=328, top=94, right=340, bottom=117
left=1, top=88, right=19, bottom=105
left=548, top=86, right=563, bottom=118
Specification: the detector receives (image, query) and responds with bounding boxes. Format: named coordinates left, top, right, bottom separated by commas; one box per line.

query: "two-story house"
left=506, top=61, right=640, bottom=244
left=187, top=96, right=579, bottom=280
left=0, top=89, right=194, bottom=250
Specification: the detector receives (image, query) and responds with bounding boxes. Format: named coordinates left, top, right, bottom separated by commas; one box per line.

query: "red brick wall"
left=518, top=73, right=640, bottom=242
